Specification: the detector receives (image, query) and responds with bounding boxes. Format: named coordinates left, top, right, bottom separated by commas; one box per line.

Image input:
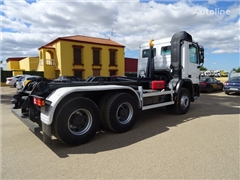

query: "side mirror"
left=199, top=45, right=204, bottom=64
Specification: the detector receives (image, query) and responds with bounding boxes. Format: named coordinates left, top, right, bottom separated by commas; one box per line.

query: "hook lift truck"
left=11, top=31, right=204, bottom=146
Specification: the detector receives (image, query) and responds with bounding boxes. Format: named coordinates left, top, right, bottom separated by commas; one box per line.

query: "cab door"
left=181, top=42, right=200, bottom=84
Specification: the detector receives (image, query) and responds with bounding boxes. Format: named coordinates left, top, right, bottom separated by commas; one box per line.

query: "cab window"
left=161, top=46, right=171, bottom=56
left=189, top=45, right=198, bottom=64
left=142, top=48, right=156, bottom=58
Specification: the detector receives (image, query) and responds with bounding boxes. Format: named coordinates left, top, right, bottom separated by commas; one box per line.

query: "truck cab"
left=138, top=36, right=204, bottom=85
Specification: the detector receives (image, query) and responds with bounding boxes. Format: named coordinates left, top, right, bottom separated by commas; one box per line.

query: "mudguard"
left=40, top=85, right=141, bottom=125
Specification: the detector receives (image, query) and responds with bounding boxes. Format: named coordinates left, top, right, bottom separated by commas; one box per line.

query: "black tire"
left=219, top=85, right=223, bottom=91
left=53, top=97, right=100, bottom=146
left=173, top=88, right=191, bottom=115
left=100, top=92, right=138, bottom=133
left=98, top=92, right=115, bottom=129
left=225, top=91, right=229, bottom=95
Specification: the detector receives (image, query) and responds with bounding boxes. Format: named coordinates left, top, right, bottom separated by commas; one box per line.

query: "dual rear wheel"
left=53, top=93, right=137, bottom=146
left=99, top=92, right=138, bottom=133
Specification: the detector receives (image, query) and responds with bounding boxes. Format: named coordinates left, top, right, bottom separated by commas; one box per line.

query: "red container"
left=151, top=80, right=165, bottom=90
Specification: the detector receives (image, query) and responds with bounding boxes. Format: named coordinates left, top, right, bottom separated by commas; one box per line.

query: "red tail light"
left=7, top=78, right=12, bottom=81
left=200, top=82, right=207, bottom=86
left=33, top=97, right=45, bottom=107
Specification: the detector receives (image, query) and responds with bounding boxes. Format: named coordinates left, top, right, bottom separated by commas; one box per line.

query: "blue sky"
left=125, top=0, right=240, bottom=71
left=1, top=0, right=239, bottom=71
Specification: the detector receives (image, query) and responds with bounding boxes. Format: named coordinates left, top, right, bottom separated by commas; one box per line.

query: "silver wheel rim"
left=116, top=102, right=133, bottom=124
left=68, top=109, right=92, bottom=135
left=180, top=94, right=189, bottom=110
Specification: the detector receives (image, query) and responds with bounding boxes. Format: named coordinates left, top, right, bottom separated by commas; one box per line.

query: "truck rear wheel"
left=98, top=92, right=115, bottom=129
left=170, top=88, right=190, bottom=115
left=100, top=92, right=137, bottom=133
left=53, top=97, right=100, bottom=146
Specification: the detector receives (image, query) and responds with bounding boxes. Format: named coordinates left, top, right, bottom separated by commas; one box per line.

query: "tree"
left=231, top=67, right=240, bottom=73
left=200, top=66, right=207, bottom=71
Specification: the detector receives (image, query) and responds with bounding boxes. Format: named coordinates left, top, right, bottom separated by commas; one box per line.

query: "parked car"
left=53, top=76, right=82, bottom=82
left=200, top=77, right=223, bottom=93
left=6, top=74, right=30, bottom=87
left=15, top=75, right=27, bottom=86
left=223, top=76, right=240, bottom=95
left=16, top=76, right=41, bottom=90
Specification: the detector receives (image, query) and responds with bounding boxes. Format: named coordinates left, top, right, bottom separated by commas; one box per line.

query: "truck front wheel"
left=174, top=88, right=191, bottom=115
left=53, top=97, right=100, bottom=146
left=100, top=93, right=137, bottom=133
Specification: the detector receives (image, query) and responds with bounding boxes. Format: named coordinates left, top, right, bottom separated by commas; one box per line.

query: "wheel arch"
left=42, top=85, right=141, bottom=125
left=175, top=79, right=194, bottom=102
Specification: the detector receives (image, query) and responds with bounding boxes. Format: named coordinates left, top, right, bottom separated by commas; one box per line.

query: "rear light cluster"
left=200, top=82, right=207, bottom=86
left=224, top=82, right=240, bottom=86
left=7, top=78, right=12, bottom=81
left=33, top=97, right=45, bottom=106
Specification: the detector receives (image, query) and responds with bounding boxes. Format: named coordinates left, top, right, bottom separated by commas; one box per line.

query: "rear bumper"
left=223, top=87, right=240, bottom=93
left=11, top=108, right=41, bottom=133
left=224, top=89, right=240, bottom=93
left=6, top=82, right=14, bottom=86
left=11, top=108, right=52, bottom=144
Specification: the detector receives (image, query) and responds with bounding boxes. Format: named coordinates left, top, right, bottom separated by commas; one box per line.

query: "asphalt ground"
left=1, top=86, right=239, bottom=179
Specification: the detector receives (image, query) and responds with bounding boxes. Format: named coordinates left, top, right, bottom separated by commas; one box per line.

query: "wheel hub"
left=119, top=105, right=129, bottom=117
left=68, top=109, right=92, bottom=135
left=72, top=116, right=85, bottom=126
left=116, top=103, right=133, bottom=124
left=180, top=95, right=189, bottom=109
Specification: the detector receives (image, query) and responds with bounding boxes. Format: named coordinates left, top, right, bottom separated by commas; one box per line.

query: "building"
left=6, top=57, right=40, bottom=76
left=38, top=35, right=125, bottom=79
left=6, top=57, right=25, bottom=70
left=125, top=57, right=138, bottom=77
left=6, top=35, right=139, bottom=79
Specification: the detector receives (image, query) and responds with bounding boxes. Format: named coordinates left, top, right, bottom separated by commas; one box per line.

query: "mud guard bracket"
left=42, top=122, right=52, bottom=145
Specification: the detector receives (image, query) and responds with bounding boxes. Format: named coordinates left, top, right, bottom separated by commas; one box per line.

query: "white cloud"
left=1, top=0, right=239, bottom=61
left=226, top=3, right=240, bottom=21
left=207, top=0, right=217, bottom=5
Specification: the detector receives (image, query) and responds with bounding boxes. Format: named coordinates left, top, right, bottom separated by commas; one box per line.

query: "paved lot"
left=1, top=86, right=239, bottom=179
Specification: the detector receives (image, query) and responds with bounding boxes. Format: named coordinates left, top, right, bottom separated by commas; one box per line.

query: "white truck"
left=11, top=31, right=204, bottom=146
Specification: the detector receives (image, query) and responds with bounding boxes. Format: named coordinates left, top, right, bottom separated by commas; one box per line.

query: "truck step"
left=142, top=101, right=174, bottom=110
